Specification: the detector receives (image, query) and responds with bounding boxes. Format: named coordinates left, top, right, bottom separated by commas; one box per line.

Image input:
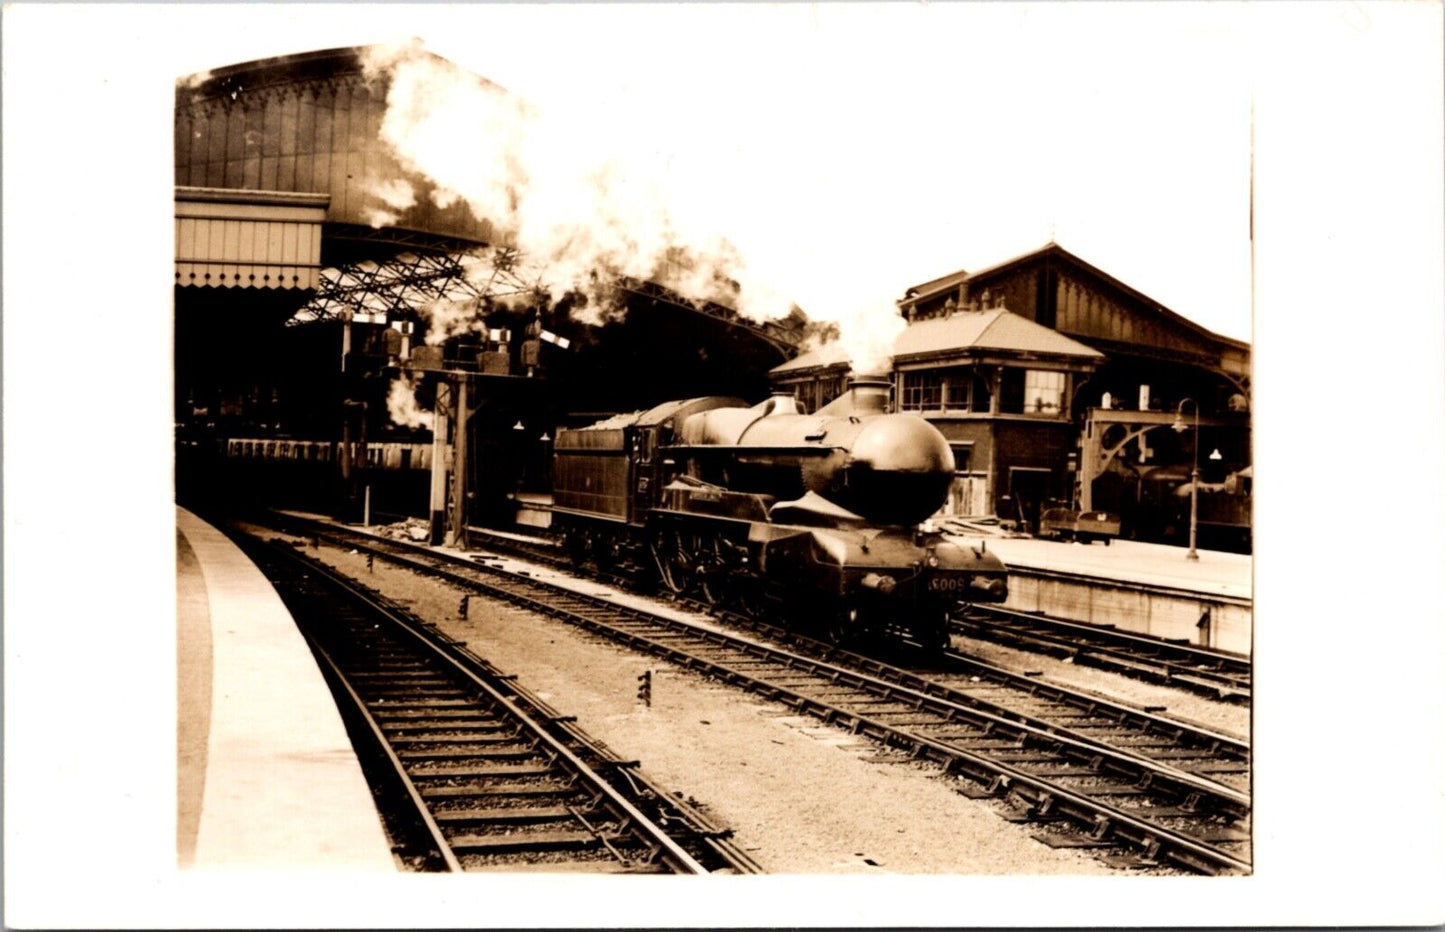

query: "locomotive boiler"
left=551, top=377, right=1008, bottom=649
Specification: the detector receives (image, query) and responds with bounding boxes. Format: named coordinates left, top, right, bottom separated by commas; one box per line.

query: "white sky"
left=4, top=4, right=1444, bottom=929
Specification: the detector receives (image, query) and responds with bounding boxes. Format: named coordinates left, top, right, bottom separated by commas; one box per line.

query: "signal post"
left=405, top=314, right=566, bottom=548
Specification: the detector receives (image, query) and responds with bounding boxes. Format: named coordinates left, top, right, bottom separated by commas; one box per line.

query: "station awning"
left=175, top=187, right=329, bottom=290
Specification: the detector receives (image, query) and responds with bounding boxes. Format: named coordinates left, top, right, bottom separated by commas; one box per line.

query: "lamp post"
left=1172, top=399, right=1201, bottom=561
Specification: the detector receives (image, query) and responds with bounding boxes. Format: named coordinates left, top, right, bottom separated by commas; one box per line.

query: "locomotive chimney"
left=758, top=389, right=801, bottom=417
left=848, top=374, right=891, bottom=415
left=814, top=373, right=893, bottom=417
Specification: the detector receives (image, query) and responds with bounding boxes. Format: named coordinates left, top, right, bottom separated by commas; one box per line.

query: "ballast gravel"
left=288, top=535, right=1244, bottom=875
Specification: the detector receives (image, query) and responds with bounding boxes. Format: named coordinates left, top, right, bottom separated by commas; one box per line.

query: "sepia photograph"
left=4, top=2, right=1443, bottom=928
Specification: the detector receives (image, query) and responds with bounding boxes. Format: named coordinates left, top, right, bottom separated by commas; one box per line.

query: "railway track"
left=260, top=513, right=1252, bottom=875
left=953, top=604, right=1252, bottom=702
left=462, top=523, right=1252, bottom=703
left=338, top=519, right=1252, bottom=781
left=233, top=532, right=758, bottom=874
left=831, top=647, right=1249, bottom=793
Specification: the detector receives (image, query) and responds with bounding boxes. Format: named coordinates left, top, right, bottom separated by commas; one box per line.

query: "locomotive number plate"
left=928, top=577, right=969, bottom=592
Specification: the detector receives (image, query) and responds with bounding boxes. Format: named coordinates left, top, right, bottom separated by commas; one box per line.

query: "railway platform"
left=961, top=535, right=1251, bottom=600
left=947, top=532, right=1253, bottom=654
left=176, top=507, right=394, bottom=870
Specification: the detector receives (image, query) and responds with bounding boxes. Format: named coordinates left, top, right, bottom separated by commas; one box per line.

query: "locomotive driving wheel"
left=693, top=534, right=727, bottom=607
left=651, top=527, right=691, bottom=595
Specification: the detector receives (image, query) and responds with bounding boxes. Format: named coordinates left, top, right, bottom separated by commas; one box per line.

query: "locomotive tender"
left=551, top=378, right=1008, bottom=648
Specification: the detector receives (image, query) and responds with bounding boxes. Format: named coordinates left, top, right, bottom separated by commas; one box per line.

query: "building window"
left=942, top=367, right=978, bottom=411
left=901, top=371, right=944, bottom=411
left=949, top=443, right=972, bottom=472
left=1024, top=370, right=1066, bottom=415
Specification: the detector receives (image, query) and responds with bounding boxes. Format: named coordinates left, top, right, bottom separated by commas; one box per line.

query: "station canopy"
left=290, top=246, right=543, bottom=327
left=175, top=187, right=329, bottom=291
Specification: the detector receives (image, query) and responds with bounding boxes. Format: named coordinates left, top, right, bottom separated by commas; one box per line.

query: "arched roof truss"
left=290, top=247, right=544, bottom=326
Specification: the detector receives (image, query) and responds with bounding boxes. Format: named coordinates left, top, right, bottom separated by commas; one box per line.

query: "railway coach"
left=216, top=434, right=433, bottom=513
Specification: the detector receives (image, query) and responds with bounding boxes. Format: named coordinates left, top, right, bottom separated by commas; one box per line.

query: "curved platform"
left=176, top=507, right=394, bottom=870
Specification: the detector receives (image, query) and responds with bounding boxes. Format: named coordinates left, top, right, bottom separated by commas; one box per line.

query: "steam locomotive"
left=551, top=378, right=1009, bottom=649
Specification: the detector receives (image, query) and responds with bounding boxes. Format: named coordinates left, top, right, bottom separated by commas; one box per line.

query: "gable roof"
left=772, top=308, right=1103, bottom=374
left=900, top=241, right=1250, bottom=353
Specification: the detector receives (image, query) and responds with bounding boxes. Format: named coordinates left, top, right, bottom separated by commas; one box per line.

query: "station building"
left=771, top=244, right=1253, bottom=548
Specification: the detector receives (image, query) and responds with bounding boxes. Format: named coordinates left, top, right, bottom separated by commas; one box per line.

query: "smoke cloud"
left=365, top=177, right=418, bottom=228
left=417, top=294, right=486, bottom=346
left=360, top=41, right=903, bottom=375
left=386, top=375, right=433, bottom=430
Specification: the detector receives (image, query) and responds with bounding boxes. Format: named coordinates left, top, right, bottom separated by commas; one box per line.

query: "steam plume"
left=387, top=375, right=433, bottom=429
left=361, top=41, right=906, bottom=376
